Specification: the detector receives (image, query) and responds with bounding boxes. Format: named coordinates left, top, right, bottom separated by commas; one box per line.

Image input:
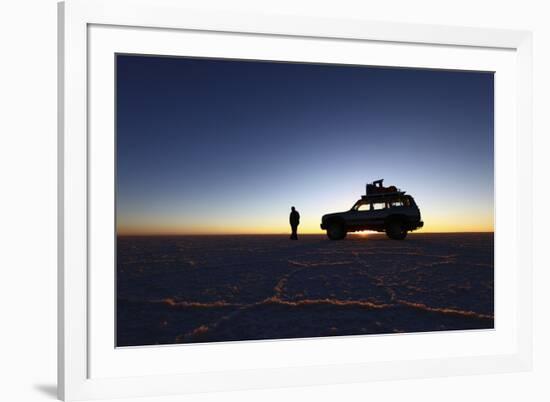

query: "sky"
left=116, top=54, right=494, bottom=235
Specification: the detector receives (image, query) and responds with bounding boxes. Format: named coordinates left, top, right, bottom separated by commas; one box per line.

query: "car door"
left=347, top=201, right=386, bottom=229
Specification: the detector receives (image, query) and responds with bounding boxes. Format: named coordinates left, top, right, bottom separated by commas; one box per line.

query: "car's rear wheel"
left=386, top=221, right=407, bottom=240
left=326, top=221, right=347, bottom=240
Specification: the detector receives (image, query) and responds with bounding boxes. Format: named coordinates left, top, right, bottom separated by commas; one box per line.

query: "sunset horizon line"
left=117, top=230, right=495, bottom=237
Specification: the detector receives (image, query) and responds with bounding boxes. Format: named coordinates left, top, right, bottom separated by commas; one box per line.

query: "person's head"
left=291, top=206, right=295, bottom=211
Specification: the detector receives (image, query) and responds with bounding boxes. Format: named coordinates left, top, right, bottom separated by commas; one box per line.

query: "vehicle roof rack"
left=361, top=191, right=406, bottom=201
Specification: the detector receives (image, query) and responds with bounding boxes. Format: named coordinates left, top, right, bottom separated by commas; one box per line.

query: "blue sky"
left=116, top=55, right=494, bottom=234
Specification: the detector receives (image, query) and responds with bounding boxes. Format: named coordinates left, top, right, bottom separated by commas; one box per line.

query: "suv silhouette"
left=320, top=180, right=423, bottom=240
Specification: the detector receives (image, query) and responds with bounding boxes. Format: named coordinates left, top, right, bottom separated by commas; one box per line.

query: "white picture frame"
left=58, top=0, right=533, bottom=400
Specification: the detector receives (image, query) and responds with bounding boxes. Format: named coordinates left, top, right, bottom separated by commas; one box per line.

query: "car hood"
left=321, top=211, right=351, bottom=220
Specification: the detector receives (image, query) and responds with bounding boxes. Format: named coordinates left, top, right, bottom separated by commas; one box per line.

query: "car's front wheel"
left=386, top=221, right=407, bottom=240
left=326, top=221, right=347, bottom=240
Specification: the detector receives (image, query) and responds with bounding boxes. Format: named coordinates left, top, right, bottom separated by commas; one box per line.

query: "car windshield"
left=351, top=200, right=364, bottom=210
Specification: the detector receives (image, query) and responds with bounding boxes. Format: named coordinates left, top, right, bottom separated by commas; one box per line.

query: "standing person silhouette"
left=289, top=206, right=300, bottom=240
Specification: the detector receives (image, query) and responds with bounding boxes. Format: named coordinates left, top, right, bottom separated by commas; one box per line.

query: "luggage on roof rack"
left=366, top=179, right=399, bottom=196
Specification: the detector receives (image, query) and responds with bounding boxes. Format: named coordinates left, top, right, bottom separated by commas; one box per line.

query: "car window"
left=390, top=200, right=404, bottom=208
left=357, top=202, right=371, bottom=211
left=372, top=202, right=386, bottom=210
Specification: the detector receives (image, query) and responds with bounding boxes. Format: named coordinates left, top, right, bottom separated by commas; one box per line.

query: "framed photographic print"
left=58, top=0, right=533, bottom=400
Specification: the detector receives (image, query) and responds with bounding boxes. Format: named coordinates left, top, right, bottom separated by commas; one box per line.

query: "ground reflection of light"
left=350, top=231, right=378, bottom=237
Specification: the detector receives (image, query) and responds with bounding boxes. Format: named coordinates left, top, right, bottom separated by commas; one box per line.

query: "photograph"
left=115, top=54, right=495, bottom=347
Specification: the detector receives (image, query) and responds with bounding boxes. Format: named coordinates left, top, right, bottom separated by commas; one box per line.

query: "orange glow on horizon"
left=117, top=221, right=494, bottom=236
left=117, top=207, right=494, bottom=236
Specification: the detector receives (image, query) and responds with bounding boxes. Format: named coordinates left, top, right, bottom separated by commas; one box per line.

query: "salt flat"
left=116, top=233, right=494, bottom=346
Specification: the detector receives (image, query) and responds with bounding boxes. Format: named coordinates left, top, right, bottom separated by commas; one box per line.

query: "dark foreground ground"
left=117, top=233, right=494, bottom=346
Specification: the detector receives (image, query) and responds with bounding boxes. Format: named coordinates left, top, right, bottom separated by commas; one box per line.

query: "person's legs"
left=291, top=225, right=298, bottom=240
